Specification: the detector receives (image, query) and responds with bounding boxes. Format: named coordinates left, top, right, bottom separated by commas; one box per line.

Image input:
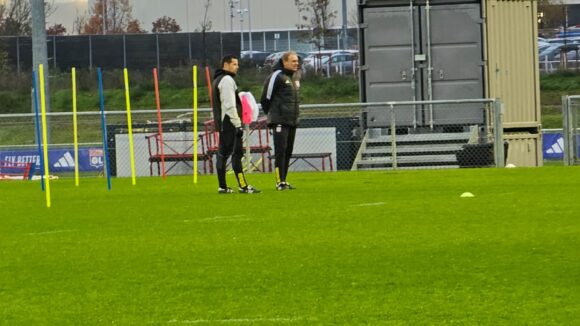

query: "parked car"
left=303, top=50, right=359, bottom=75
left=302, top=50, right=340, bottom=72
left=553, top=44, right=580, bottom=61
left=262, top=51, right=306, bottom=69
left=240, top=51, right=271, bottom=67
left=321, top=51, right=359, bottom=75
left=539, top=44, right=570, bottom=61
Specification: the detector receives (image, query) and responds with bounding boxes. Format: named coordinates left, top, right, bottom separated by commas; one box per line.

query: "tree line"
left=0, top=0, right=206, bottom=36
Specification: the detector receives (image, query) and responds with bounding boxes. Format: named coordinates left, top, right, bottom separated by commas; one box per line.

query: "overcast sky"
left=46, top=0, right=357, bottom=34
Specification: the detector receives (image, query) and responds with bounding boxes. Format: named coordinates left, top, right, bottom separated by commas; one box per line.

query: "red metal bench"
left=145, top=133, right=212, bottom=176
left=203, top=117, right=273, bottom=172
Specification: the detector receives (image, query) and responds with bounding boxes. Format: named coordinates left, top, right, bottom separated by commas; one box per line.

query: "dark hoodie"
left=260, top=59, right=301, bottom=127
left=212, top=69, right=243, bottom=131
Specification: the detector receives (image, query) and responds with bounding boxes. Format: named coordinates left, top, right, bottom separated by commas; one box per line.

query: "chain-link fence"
left=356, top=99, right=505, bottom=170
left=0, top=99, right=506, bottom=180
left=562, top=95, right=580, bottom=165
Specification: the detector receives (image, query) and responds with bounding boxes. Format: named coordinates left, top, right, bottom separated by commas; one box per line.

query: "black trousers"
left=272, top=124, right=296, bottom=184
left=216, top=116, right=247, bottom=189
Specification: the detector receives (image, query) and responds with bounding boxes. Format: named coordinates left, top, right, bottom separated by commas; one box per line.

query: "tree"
left=152, top=16, right=181, bottom=33
left=72, top=11, right=88, bottom=35
left=47, top=23, right=66, bottom=36
left=83, top=0, right=136, bottom=34
left=294, top=0, right=336, bottom=51
left=538, top=0, right=566, bottom=31
left=197, top=0, right=212, bottom=66
left=0, top=0, right=32, bottom=35
left=126, top=19, right=146, bottom=33
left=0, top=0, right=55, bottom=36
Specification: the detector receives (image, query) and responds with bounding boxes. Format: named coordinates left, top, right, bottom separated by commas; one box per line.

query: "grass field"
left=1, top=168, right=579, bottom=325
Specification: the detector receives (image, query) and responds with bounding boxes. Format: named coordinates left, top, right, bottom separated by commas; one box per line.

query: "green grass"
left=540, top=71, right=580, bottom=128
left=1, top=168, right=579, bottom=324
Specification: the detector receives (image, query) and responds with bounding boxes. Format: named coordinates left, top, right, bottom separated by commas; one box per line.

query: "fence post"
left=53, top=35, right=57, bottom=69
left=16, top=36, right=21, bottom=74
left=562, top=95, right=573, bottom=166
left=390, top=104, right=397, bottom=169
left=493, top=99, right=505, bottom=168
left=123, top=34, right=127, bottom=68
left=156, top=34, right=161, bottom=73
left=188, top=33, right=192, bottom=65
left=89, top=35, right=93, bottom=71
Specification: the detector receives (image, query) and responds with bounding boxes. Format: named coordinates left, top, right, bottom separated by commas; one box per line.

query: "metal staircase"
left=353, top=129, right=475, bottom=170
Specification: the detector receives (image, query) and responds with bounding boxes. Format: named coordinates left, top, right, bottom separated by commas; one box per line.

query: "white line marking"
left=168, top=317, right=305, bottom=324
left=198, top=215, right=250, bottom=222
left=352, top=202, right=385, bottom=207
left=27, top=229, right=75, bottom=236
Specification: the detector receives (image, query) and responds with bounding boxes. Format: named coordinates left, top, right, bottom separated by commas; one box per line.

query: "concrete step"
left=357, top=154, right=458, bottom=166
left=366, top=132, right=471, bottom=144
left=357, top=165, right=460, bottom=171
left=362, top=144, right=464, bottom=156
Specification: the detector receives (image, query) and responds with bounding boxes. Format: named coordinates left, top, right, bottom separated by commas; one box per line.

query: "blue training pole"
left=32, top=70, right=45, bottom=190
left=98, top=68, right=112, bottom=190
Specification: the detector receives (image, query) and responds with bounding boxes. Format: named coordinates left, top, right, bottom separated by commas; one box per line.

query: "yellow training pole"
left=193, top=65, right=198, bottom=184
left=72, top=68, right=80, bottom=186
left=39, top=64, right=51, bottom=208
left=123, top=68, right=137, bottom=185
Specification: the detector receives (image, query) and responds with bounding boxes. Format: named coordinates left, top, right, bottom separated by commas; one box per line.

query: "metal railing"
left=0, top=99, right=505, bottom=179
left=562, top=95, right=580, bottom=165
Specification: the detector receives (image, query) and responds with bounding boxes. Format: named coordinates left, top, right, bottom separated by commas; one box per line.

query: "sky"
left=46, top=0, right=358, bottom=34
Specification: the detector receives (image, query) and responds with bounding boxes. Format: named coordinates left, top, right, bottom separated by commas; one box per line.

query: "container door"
left=420, top=4, right=485, bottom=127
left=362, top=6, right=420, bottom=127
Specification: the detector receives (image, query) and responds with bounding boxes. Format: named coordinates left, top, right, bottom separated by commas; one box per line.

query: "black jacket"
left=212, top=69, right=242, bottom=131
left=260, top=61, right=300, bottom=127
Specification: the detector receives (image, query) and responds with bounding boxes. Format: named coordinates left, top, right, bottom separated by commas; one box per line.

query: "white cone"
left=460, top=192, right=475, bottom=198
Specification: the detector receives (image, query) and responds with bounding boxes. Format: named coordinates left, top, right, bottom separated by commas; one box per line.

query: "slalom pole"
left=193, top=65, right=198, bottom=184
left=153, top=68, right=166, bottom=179
left=205, top=66, right=213, bottom=110
left=123, top=68, right=137, bottom=185
left=38, top=64, right=51, bottom=208
left=97, top=68, right=112, bottom=190
left=72, top=67, right=80, bottom=186
left=32, top=70, right=45, bottom=191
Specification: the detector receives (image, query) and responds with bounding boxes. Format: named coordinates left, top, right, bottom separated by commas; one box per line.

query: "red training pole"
left=205, top=67, right=213, bottom=116
left=153, top=68, right=166, bottom=179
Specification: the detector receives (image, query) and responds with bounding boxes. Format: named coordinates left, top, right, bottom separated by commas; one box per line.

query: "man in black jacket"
left=212, top=55, right=260, bottom=194
left=260, top=51, right=301, bottom=191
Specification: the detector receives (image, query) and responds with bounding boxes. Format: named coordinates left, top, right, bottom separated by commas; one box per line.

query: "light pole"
left=248, top=0, right=253, bottom=58
left=341, top=0, right=348, bottom=49
left=237, top=4, right=248, bottom=52
left=229, top=0, right=239, bottom=32
left=185, top=0, right=190, bottom=32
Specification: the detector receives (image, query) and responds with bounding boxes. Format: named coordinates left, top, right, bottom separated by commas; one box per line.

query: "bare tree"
left=294, top=0, right=336, bottom=51
left=0, top=0, right=55, bottom=36
left=72, top=10, right=88, bottom=35
left=197, top=0, right=212, bottom=66
left=106, top=0, right=133, bottom=34
left=83, top=0, right=135, bottom=34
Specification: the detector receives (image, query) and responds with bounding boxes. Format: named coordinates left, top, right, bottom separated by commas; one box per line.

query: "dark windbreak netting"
left=158, top=33, right=190, bottom=68
left=54, top=36, right=91, bottom=70
left=125, top=34, right=158, bottom=70
left=92, top=35, right=125, bottom=69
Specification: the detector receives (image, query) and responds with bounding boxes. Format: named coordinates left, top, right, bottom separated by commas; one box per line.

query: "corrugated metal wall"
left=484, top=0, right=541, bottom=129
left=504, top=133, right=543, bottom=167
